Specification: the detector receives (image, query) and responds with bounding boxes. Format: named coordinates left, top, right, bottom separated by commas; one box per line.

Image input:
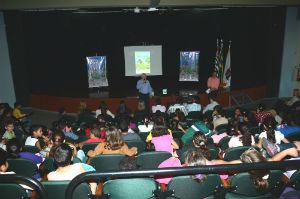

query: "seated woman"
left=87, top=126, right=137, bottom=157
left=134, top=100, right=147, bottom=122
left=228, top=122, right=256, bottom=148
left=115, top=101, right=131, bottom=122
left=47, top=143, right=97, bottom=194
left=95, top=101, right=115, bottom=119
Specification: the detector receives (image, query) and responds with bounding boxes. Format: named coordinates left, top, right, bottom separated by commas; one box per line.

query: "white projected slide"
left=124, top=46, right=162, bottom=76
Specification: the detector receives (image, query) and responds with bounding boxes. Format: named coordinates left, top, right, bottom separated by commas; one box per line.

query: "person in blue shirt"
left=136, top=73, right=152, bottom=112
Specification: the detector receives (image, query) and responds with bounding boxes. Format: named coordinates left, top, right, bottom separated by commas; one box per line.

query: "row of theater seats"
left=1, top=166, right=299, bottom=199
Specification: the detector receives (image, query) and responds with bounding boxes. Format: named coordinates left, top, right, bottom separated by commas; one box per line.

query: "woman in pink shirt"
left=207, top=71, right=220, bottom=99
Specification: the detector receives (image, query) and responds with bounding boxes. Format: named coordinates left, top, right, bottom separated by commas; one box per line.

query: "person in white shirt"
left=152, top=98, right=166, bottom=113
left=167, top=97, right=188, bottom=116
left=186, top=96, right=202, bottom=113
left=138, top=115, right=154, bottom=132
left=203, top=96, right=219, bottom=114
left=95, top=101, right=115, bottom=119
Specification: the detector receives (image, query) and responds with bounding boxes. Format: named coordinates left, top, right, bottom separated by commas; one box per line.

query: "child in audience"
left=228, top=122, right=255, bottom=148
left=6, top=138, right=43, bottom=179
left=87, top=126, right=137, bottom=157
left=119, top=118, right=141, bottom=141
left=2, top=120, right=16, bottom=142
left=146, top=117, right=173, bottom=142
left=240, top=149, right=270, bottom=194
left=234, top=107, right=243, bottom=121
left=151, top=125, right=179, bottom=156
left=211, top=118, right=237, bottom=144
left=55, top=120, right=78, bottom=141
left=25, top=124, right=49, bottom=150
left=119, top=156, right=138, bottom=170
left=184, top=150, right=209, bottom=182
left=12, top=102, right=31, bottom=127
left=138, top=115, right=153, bottom=132
left=44, top=130, right=66, bottom=158
left=47, top=143, right=97, bottom=194
left=242, top=110, right=258, bottom=127
left=79, top=127, right=106, bottom=149
left=95, top=101, right=115, bottom=119
left=177, top=131, right=218, bottom=158
left=255, top=103, right=273, bottom=124
left=257, top=116, right=290, bottom=149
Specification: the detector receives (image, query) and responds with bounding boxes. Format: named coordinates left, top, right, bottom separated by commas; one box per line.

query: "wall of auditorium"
left=4, top=8, right=286, bottom=99
left=0, top=12, right=16, bottom=107
left=279, top=7, right=300, bottom=97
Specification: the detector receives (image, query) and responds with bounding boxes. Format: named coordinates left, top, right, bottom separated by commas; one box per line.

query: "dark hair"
left=53, top=143, right=73, bottom=167
left=119, top=156, right=137, bottom=170
left=29, top=124, right=42, bottom=136
left=226, top=119, right=240, bottom=136
left=238, top=123, right=252, bottom=146
left=257, top=103, right=266, bottom=112
left=56, top=120, right=68, bottom=131
left=118, top=118, right=129, bottom=133
left=4, top=120, right=14, bottom=127
left=185, top=150, right=207, bottom=182
left=208, top=95, right=216, bottom=102
left=151, top=125, right=169, bottom=137
left=204, top=114, right=214, bottom=131
left=118, top=101, right=127, bottom=114
left=156, top=98, right=161, bottom=105
left=175, top=97, right=183, bottom=104
left=178, top=112, right=186, bottom=122
left=6, top=138, right=22, bottom=159
left=58, top=107, right=66, bottom=114
left=240, top=150, right=270, bottom=194
left=234, top=107, right=242, bottom=116
left=142, top=115, right=151, bottom=128
left=192, top=131, right=210, bottom=159
left=242, top=110, right=258, bottom=127
left=193, top=96, right=200, bottom=104
left=262, top=116, right=277, bottom=143
left=14, top=102, right=21, bottom=108
left=213, top=105, right=222, bottom=113
left=0, top=149, right=8, bottom=168
left=153, top=116, right=165, bottom=126
left=97, top=114, right=106, bottom=122
left=169, top=120, right=179, bottom=131
left=104, top=126, right=125, bottom=150
left=98, top=101, right=108, bottom=115
left=49, top=131, right=66, bottom=157
left=217, top=109, right=225, bottom=117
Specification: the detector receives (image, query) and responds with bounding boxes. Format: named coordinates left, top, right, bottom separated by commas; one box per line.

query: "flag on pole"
left=219, top=39, right=224, bottom=82
left=223, top=41, right=231, bottom=88
left=214, top=39, right=220, bottom=75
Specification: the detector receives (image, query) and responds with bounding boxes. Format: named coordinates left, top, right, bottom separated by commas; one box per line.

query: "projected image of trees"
left=135, top=51, right=150, bottom=74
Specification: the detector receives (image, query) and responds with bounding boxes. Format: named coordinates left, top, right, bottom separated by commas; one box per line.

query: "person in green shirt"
left=2, top=120, right=16, bottom=142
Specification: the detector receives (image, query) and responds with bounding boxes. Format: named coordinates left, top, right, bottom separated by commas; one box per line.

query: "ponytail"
left=262, top=117, right=277, bottom=143
left=192, top=131, right=210, bottom=160
left=239, top=123, right=252, bottom=146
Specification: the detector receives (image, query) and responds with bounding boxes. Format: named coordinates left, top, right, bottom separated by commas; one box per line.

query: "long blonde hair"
left=78, top=101, right=87, bottom=114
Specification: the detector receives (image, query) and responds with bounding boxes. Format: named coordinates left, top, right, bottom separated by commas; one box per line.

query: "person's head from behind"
left=185, top=150, right=207, bottom=182
left=14, top=102, right=22, bottom=109
left=175, top=97, right=183, bottom=105
left=137, top=100, right=146, bottom=111
left=156, top=98, right=162, bottom=105
left=193, top=96, right=200, bottom=104
left=257, top=103, right=266, bottom=113
left=58, top=107, right=66, bottom=115
left=242, top=110, right=258, bottom=125
left=105, top=126, right=125, bottom=150
left=192, top=131, right=210, bottom=159
left=29, top=124, right=43, bottom=138
left=226, top=119, right=240, bottom=136
left=151, top=125, right=169, bottom=138
left=262, top=116, right=277, bottom=143
left=169, top=120, right=179, bottom=131
left=4, top=120, right=14, bottom=132
left=142, top=115, right=151, bottom=127
left=3, top=109, right=12, bottom=118
left=56, top=120, right=68, bottom=132
left=119, top=156, right=138, bottom=170
left=238, top=122, right=252, bottom=146
left=6, top=138, right=22, bottom=158
left=118, top=118, right=129, bottom=133
left=208, top=95, right=216, bottom=103
left=178, top=112, right=186, bottom=123
left=54, top=143, right=73, bottom=167
left=90, top=128, right=101, bottom=139
left=213, top=105, right=221, bottom=115
left=0, top=149, right=8, bottom=172
left=216, top=109, right=225, bottom=119
left=78, top=101, right=87, bottom=114
left=153, top=116, right=165, bottom=127
left=240, top=149, right=270, bottom=194
left=118, top=100, right=127, bottom=114
left=98, top=101, right=107, bottom=114
left=212, top=71, right=217, bottom=78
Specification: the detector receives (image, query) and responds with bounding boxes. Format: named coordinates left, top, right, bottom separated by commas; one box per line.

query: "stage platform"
left=30, top=86, right=266, bottom=114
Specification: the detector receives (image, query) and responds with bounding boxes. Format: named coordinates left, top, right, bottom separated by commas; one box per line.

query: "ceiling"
left=0, top=0, right=299, bottom=11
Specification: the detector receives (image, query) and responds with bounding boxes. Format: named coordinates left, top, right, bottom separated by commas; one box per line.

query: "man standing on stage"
left=207, top=71, right=220, bottom=99
left=136, top=73, right=152, bottom=112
